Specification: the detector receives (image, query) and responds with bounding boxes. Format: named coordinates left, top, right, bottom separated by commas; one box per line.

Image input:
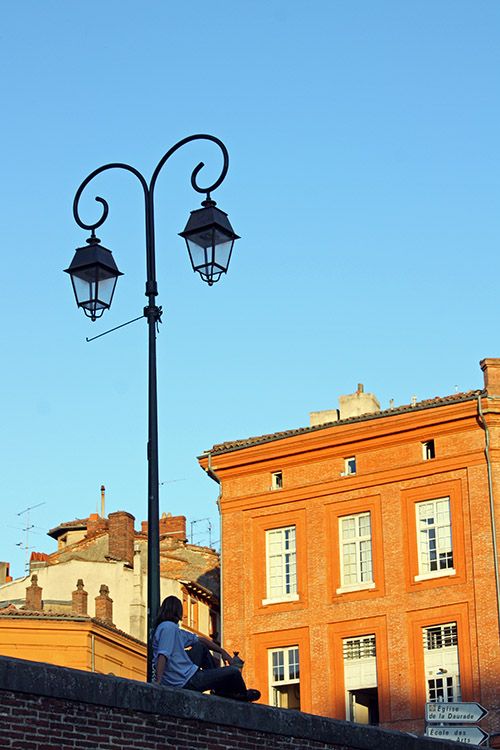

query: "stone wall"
left=0, top=655, right=458, bottom=750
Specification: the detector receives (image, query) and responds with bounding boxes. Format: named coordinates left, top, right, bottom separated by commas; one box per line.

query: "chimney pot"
left=25, top=574, right=43, bottom=611
left=72, top=578, right=88, bottom=615
left=95, top=583, right=113, bottom=625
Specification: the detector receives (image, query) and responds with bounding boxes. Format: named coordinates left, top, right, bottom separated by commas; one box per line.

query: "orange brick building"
left=199, top=358, right=500, bottom=734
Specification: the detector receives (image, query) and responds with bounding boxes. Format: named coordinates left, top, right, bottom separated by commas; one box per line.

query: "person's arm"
left=155, top=653, right=168, bottom=684
left=197, top=635, right=232, bottom=665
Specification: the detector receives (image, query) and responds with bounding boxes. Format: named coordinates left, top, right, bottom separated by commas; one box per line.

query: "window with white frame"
left=268, top=646, right=300, bottom=709
left=344, top=457, right=357, bottom=475
left=343, top=635, right=379, bottom=724
left=422, top=440, right=435, bottom=460
left=416, top=498, right=454, bottom=579
left=338, top=512, right=374, bottom=592
left=271, top=471, right=283, bottom=490
left=423, top=622, right=461, bottom=703
left=265, top=526, right=298, bottom=602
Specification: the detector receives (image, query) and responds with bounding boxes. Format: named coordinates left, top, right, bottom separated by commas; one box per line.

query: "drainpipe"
left=476, top=392, right=500, bottom=637
left=206, top=451, right=224, bottom=646
left=90, top=633, right=96, bottom=672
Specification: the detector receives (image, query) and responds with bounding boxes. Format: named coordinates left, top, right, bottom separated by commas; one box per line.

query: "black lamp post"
left=64, top=135, right=238, bottom=680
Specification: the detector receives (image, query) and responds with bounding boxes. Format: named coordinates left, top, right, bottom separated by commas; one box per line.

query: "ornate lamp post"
left=64, top=135, right=239, bottom=679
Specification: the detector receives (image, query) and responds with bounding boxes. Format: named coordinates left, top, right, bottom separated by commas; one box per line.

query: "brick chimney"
left=108, top=511, right=135, bottom=566
left=86, top=512, right=108, bottom=538
left=480, top=359, right=500, bottom=397
left=159, top=513, right=187, bottom=542
left=72, top=579, right=88, bottom=615
left=95, top=584, right=113, bottom=625
left=25, top=574, right=43, bottom=611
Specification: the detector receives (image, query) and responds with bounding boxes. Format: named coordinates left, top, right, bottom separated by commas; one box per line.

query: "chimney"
left=159, top=513, right=187, bottom=542
left=86, top=512, right=108, bottom=538
left=0, top=562, right=12, bottom=585
left=310, top=384, right=380, bottom=427
left=480, top=359, right=500, bottom=397
left=29, top=552, right=49, bottom=573
left=25, top=574, right=43, bottom=611
left=309, top=408, right=339, bottom=427
left=72, top=579, right=88, bottom=615
left=108, top=511, right=135, bottom=566
left=338, top=383, right=380, bottom=420
left=101, top=485, right=106, bottom=517
left=95, top=584, right=113, bottom=625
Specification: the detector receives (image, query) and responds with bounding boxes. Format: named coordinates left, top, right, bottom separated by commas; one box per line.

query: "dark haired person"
left=152, top=595, right=260, bottom=702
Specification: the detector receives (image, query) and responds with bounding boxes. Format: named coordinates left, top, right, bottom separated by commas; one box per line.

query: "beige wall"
left=0, top=558, right=213, bottom=644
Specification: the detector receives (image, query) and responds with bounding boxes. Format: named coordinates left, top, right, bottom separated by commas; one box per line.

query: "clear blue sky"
left=1, top=1, right=499, bottom=578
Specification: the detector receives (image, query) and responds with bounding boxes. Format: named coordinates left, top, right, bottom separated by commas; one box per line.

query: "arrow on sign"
left=425, top=725, right=489, bottom=745
left=425, top=702, right=488, bottom=724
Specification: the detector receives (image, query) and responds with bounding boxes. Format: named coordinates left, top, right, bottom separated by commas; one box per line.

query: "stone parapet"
left=0, top=655, right=458, bottom=750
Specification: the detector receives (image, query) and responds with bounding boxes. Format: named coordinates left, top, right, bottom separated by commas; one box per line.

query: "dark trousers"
left=184, top=642, right=247, bottom=698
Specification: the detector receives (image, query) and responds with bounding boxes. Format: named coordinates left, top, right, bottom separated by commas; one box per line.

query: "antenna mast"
left=17, top=501, right=46, bottom=574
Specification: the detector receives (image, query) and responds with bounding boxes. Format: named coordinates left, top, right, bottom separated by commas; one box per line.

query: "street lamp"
left=64, top=135, right=239, bottom=680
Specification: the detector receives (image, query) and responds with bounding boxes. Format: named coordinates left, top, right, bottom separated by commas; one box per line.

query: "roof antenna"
left=17, top=501, right=46, bottom=574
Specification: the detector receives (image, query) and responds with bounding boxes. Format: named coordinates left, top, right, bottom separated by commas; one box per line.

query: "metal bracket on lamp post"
left=71, top=135, right=233, bottom=682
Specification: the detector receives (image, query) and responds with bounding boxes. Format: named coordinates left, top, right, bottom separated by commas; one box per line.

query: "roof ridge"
left=206, top=389, right=483, bottom=455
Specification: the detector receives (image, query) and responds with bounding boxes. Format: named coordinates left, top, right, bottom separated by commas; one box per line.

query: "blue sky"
left=1, top=1, right=499, bottom=577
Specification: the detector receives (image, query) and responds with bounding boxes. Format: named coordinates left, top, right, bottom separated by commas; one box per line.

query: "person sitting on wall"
left=152, top=595, right=260, bottom=702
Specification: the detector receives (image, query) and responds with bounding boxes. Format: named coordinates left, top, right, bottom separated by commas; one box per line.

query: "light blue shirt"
left=153, top=621, right=198, bottom=687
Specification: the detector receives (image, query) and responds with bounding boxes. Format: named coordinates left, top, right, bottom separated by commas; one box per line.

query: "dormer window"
left=271, top=471, right=283, bottom=490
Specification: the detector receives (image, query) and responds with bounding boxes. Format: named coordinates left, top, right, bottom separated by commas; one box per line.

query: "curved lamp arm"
left=149, top=133, right=229, bottom=200
left=72, top=134, right=229, bottom=236
left=73, top=163, right=149, bottom=234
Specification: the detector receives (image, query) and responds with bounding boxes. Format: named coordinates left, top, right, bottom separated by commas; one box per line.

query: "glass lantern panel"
left=72, top=275, right=96, bottom=306
left=186, top=238, right=212, bottom=270
left=213, top=239, right=234, bottom=271
left=95, top=276, right=118, bottom=306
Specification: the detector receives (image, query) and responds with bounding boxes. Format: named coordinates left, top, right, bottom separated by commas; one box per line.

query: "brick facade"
left=199, top=360, right=500, bottom=734
left=0, top=655, right=457, bottom=750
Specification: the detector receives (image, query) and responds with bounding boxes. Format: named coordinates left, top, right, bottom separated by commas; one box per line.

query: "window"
left=423, top=623, right=461, bottom=703
left=337, top=512, right=374, bottom=592
left=344, top=457, right=356, bottom=475
left=343, top=635, right=379, bottom=724
left=182, top=591, right=199, bottom=630
left=265, top=526, right=298, bottom=603
left=422, top=440, right=436, bottom=460
left=343, top=635, right=376, bottom=660
left=416, top=498, right=454, bottom=579
left=268, top=646, right=300, bottom=709
left=188, top=597, right=198, bottom=630
left=271, top=471, right=283, bottom=490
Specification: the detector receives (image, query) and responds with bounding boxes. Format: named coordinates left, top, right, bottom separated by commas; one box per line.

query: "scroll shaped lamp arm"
left=149, top=133, right=229, bottom=200
left=73, top=162, right=150, bottom=235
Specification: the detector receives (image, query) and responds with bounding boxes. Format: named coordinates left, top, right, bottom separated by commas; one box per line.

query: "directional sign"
left=425, top=725, right=489, bottom=745
left=425, top=702, right=488, bottom=724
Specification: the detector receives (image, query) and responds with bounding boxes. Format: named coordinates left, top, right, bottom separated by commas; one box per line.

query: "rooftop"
left=204, top=389, right=483, bottom=456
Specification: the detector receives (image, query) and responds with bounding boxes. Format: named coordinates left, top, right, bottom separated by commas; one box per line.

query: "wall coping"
left=0, top=656, right=454, bottom=750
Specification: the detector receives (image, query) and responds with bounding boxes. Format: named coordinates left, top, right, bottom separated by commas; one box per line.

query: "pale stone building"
left=0, top=507, right=219, bottom=644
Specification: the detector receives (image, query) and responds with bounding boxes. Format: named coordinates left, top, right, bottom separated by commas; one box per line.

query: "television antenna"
left=17, top=502, right=46, bottom=574
left=190, top=517, right=213, bottom=548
